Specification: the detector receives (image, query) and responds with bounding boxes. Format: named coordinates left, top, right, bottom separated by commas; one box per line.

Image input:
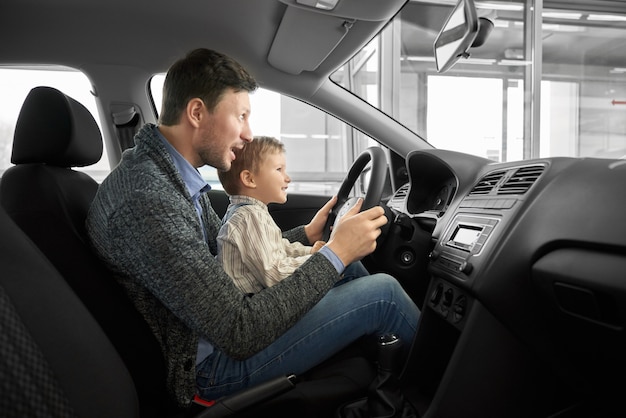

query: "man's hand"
left=304, top=195, right=337, bottom=244
left=325, top=199, right=388, bottom=267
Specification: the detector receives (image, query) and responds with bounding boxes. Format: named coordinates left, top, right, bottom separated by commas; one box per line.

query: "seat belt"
left=112, top=105, right=142, bottom=151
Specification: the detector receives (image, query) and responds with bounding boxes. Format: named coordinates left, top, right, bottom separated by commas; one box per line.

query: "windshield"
left=332, top=0, right=626, bottom=162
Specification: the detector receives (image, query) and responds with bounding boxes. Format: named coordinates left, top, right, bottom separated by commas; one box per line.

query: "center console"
left=400, top=159, right=557, bottom=417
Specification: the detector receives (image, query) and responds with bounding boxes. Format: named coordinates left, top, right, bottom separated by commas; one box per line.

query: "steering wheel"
left=322, top=146, right=388, bottom=241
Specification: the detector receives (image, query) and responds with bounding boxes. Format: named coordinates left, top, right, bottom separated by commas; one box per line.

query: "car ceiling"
left=1, top=0, right=430, bottom=159
left=0, top=0, right=404, bottom=98
left=6, top=0, right=626, bottom=87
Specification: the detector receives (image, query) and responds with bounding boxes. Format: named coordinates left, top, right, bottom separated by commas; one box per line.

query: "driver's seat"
left=0, top=86, right=376, bottom=417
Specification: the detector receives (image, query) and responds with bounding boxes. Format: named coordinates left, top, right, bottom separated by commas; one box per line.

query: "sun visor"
left=268, top=6, right=353, bottom=75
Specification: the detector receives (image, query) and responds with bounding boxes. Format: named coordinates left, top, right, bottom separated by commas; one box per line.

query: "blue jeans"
left=196, top=273, right=420, bottom=400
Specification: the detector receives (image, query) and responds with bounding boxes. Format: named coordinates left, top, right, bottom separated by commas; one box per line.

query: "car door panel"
left=209, top=189, right=328, bottom=232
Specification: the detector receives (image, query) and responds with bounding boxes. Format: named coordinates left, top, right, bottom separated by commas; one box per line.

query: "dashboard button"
left=452, top=295, right=467, bottom=323
left=430, top=283, right=444, bottom=305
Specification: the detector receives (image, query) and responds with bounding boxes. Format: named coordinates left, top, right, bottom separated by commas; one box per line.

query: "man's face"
left=194, top=89, right=252, bottom=171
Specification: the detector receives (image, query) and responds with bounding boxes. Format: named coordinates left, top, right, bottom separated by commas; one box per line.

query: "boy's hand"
left=311, top=240, right=325, bottom=253
left=304, top=195, right=337, bottom=244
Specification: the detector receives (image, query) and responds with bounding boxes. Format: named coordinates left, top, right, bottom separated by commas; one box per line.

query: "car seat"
left=0, top=204, right=305, bottom=418
left=0, top=86, right=376, bottom=417
left=0, top=204, right=140, bottom=417
left=0, top=86, right=177, bottom=416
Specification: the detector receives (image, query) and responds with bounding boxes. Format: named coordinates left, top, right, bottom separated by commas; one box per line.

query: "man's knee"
left=365, top=273, right=404, bottom=294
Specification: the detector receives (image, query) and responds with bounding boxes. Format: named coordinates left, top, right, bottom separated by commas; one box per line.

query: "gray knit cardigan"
left=86, top=124, right=339, bottom=407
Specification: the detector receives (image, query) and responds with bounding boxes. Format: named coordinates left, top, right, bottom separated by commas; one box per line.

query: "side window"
left=0, top=67, right=109, bottom=181
left=150, top=75, right=368, bottom=196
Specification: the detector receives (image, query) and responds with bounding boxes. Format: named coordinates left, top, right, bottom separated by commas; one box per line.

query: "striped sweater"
left=86, top=123, right=340, bottom=406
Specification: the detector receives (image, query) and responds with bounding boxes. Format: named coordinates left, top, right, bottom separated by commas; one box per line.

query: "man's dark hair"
left=159, top=48, right=258, bottom=125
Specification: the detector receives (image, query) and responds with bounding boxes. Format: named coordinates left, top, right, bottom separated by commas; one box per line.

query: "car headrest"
left=11, top=86, right=103, bottom=167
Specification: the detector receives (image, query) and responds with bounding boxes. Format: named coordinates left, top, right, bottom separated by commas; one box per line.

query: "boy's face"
left=251, top=151, right=290, bottom=205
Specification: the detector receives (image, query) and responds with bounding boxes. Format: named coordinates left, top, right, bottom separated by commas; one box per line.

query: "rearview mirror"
left=433, top=0, right=479, bottom=73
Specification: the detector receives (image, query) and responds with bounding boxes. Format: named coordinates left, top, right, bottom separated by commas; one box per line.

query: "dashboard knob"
left=458, top=261, right=473, bottom=274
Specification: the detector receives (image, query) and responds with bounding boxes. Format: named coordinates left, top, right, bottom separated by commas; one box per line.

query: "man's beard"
left=199, top=146, right=230, bottom=172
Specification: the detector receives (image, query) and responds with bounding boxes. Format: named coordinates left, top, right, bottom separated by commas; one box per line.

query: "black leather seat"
left=0, top=86, right=375, bottom=418
left=0, top=201, right=300, bottom=418
left=0, top=205, right=140, bottom=418
left=0, top=202, right=376, bottom=418
left=0, top=86, right=176, bottom=416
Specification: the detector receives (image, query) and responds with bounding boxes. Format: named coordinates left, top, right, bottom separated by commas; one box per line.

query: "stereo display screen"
left=449, top=224, right=483, bottom=250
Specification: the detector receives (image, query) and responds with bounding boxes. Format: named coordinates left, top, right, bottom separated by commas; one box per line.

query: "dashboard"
left=380, top=149, right=626, bottom=417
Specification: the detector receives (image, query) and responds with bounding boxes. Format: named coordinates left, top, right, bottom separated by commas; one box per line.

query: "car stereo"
left=431, top=215, right=499, bottom=275
left=447, top=223, right=484, bottom=252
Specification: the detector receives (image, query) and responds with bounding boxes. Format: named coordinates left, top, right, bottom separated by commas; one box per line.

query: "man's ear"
left=186, top=98, right=205, bottom=127
left=240, top=170, right=256, bottom=189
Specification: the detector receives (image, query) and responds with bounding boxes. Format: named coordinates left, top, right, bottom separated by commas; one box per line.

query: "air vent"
left=498, top=165, right=545, bottom=195
left=389, top=183, right=410, bottom=207
left=469, top=170, right=506, bottom=195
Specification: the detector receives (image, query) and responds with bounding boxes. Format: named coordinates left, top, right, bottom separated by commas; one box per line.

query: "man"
left=86, top=48, right=419, bottom=407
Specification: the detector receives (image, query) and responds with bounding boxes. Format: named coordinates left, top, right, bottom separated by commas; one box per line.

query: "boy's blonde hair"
left=218, top=136, right=285, bottom=196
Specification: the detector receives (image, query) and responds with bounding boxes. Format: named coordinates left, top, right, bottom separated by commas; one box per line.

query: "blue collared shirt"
left=318, top=245, right=345, bottom=274
left=156, top=127, right=214, bottom=364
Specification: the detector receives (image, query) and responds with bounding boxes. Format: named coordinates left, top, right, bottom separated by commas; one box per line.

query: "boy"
left=217, top=136, right=368, bottom=294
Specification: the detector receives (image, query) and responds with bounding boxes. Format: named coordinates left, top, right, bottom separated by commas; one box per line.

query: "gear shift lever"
left=336, top=335, right=417, bottom=418
left=367, top=334, right=417, bottom=417
left=377, top=334, right=403, bottom=373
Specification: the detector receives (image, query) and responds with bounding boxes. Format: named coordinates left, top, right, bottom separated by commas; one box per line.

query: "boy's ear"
left=240, top=170, right=256, bottom=189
